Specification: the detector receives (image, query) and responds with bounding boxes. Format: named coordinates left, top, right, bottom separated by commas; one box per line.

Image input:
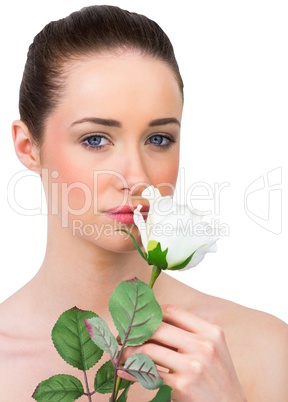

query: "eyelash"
left=147, top=134, right=175, bottom=149
left=81, top=134, right=176, bottom=151
left=81, top=135, right=111, bottom=151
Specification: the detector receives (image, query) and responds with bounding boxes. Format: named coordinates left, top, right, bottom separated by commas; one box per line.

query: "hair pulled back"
left=19, top=5, right=183, bottom=146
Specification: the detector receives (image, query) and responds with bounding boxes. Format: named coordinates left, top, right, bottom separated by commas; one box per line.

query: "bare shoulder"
left=160, top=273, right=287, bottom=342
left=0, top=291, right=31, bottom=362
left=210, top=293, right=287, bottom=399
left=0, top=288, right=29, bottom=337
left=203, top=289, right=288, bottom=354
left=158, top=274, right=288, bottom=401
left=212, top=294, right=288, bottom=401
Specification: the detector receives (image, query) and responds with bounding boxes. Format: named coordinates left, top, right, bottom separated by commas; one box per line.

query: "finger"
left=150, top=321, right=202, bottom=353
left=162, top=304, right=220, bottom=337
left=162, top=305, right=230, bottom=361
left=120, top=341, right=189, bottom=373
left=117, top=370, right=136, bottom=382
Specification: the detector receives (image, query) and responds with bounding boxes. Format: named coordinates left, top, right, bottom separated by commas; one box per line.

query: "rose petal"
left=133, top=205, right=148, bottom=252
left=136, top=186, right=220, bottom=271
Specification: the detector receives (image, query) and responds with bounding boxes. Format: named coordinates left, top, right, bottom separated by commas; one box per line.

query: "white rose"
left=133, top=186, right=219, bottom=271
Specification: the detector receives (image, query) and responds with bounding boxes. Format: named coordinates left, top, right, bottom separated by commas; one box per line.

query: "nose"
left=116, top=147, right=150, bottom=197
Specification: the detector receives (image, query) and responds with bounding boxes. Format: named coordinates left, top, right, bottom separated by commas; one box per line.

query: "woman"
left=0, top=5, right=287, bottom=401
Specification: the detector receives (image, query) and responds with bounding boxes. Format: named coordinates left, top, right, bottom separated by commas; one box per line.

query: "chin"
left=82, top=227, right=142, bottom=254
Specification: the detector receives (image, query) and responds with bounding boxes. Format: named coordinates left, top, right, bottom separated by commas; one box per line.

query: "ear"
left=12, top=120, right=41, bottom=173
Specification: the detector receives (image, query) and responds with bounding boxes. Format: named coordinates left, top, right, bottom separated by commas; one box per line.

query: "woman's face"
left=40, top=52, right=183, bottom=252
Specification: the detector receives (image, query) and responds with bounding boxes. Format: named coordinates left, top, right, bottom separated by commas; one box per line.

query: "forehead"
left=48, top=52, right=183, bottom=128
left=64, top=52, right=182, bottom=99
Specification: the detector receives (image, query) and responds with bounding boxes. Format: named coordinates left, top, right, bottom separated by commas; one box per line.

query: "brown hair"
left=19, top=5, right=184, bottom=146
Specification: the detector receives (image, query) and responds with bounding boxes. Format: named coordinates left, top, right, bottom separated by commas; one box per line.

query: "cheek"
left=41, top=149, right=95, bottom=216
left=42, top=174, right=94, bottom=222
left=149, top=154, right=179, bottom=197
left=41, top=140, right=92, bottom=185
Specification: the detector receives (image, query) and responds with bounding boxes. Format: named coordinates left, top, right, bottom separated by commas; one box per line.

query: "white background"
left=0, top=1, right=287, bottom=323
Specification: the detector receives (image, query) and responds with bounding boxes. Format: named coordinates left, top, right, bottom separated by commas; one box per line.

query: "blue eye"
left=150, top=135, right=164, bottom=145
left=82, top=135, right=110, bottom=150
left=148, top=134, right=174, bottom=148
left=88, top=136, right=101, bottom=146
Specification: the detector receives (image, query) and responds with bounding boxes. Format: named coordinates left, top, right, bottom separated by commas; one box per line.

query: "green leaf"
left=147, top=241, right=168, bottom=270
left=94, top=360, right=116, bottom=394
left=116, top=229, right=147, bottom=260
left=123, top=353, right=163, bottom=390
left=109, top=278, right=162, bottom=346
left=85, top=316, right=119, bottom=360
left=51, top=307, right=103, bottom=370
left=149, top=385, right=172, bottom=401
left=32, top=374, right=84, bottom=401
left=168, top=250, right=197, bottom=270
left=116, top=381, right=133, bottom=402
left=94, top=360, right=131, bottom=394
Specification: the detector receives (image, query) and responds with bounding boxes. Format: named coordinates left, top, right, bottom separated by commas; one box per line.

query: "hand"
left=119, top=304, right=247, bottom=402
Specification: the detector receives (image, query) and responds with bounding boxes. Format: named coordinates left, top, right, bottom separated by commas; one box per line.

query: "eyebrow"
left=71, top=117, right=121, bottom=127
left=71, top=116, right=180, bottom=128
left=149, top=117, right=181, bottom=127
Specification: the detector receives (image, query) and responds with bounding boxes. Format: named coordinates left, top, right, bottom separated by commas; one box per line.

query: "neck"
left=32, top=217, right=152, bottom=319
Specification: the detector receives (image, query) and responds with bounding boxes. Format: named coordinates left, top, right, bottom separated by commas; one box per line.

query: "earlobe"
left=12, top=120, right=41, bottom=173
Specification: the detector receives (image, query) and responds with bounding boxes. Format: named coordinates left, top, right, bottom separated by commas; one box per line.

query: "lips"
left=104, top=205, right=149, bottom=224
